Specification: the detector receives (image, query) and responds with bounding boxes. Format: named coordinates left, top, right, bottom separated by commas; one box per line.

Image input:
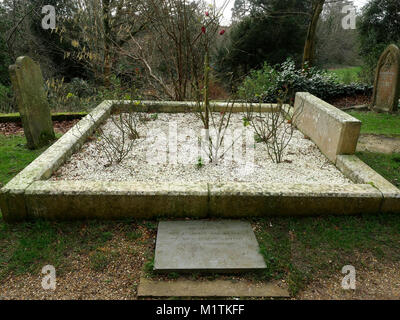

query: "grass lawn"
left=254, top=213, right=400, bottom=295
left=328, top=66, right=362, bottom=84
left=0, top=135, right=47, bottom=187
left=0, top=132, right=400, bottom=297
left=348, top=111, right=400, bottom=136
left=357, top=151, right=400, bottom=188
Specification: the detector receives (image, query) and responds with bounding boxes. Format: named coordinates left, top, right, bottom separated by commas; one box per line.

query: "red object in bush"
left=219, top=29, right=225, bottom=35
left=205, top=11, right=209, bottom=16
left=201, top=26, right=206, bottom=34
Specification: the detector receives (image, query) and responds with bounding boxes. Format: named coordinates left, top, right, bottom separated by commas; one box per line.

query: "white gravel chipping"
left=51, top=113, right=353, bottom=184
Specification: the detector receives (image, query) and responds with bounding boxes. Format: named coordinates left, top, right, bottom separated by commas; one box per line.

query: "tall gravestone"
left=9, top=56, right=55, bottom=149
left=372, top=44, right=400, bottom=113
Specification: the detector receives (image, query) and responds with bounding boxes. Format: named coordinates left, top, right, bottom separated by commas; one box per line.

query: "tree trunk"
left=102, top=0, right=112, bottom=87
left=302, top=0, right=325, bottom=69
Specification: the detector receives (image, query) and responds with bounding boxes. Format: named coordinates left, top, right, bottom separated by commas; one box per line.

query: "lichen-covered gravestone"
left=9, top=56, right=55, bottom=149
left=372, top=44, right=400, bottom=113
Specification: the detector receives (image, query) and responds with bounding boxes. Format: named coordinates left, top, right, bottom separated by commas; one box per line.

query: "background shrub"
left=358, top=0, right=400, bottom=84
left=0, top=84, right=14, bottom=113
left=45, top=76, right=138, bottom=112
left=238, top=59, right=372, bottom=104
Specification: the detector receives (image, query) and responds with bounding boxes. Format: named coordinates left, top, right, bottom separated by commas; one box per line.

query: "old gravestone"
left=9, top=56, right=55, bottom=149
left=154, top=220, right=266, bottom=272
left=372, top=44, right=400, bottom=113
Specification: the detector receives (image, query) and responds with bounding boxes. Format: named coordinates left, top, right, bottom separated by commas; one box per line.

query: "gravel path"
left=52, top=113, right=352, bottom=184
left=297, top=255, right=400, bottom=300
left=357, top=134, right=400, bottom=154
left=1, top=224, right=397, bottom=300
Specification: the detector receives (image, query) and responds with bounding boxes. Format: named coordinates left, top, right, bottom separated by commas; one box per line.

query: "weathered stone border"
left=138, top=277, right=290, bottom=298
left=336, top=155, right=400, bottom=214
left=0, top=100, right=113, bottom=221
left=208, top=182, right=383, bottom=216
left=137, top=277, right=290, bottom=298
left=24, top=180, right=209, bottom=220
left=1, top=99, right=399, bottom=222
left=112, top=100, right=280, bottom=113
left=294, top=92, right=361, bottom=162
left=19, top=181, right=383, bottom=220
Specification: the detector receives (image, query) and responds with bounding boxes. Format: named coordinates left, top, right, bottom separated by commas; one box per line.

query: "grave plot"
left=1, top=94, right=400, bottom=221
left=50, top=113, right=351, bottom=185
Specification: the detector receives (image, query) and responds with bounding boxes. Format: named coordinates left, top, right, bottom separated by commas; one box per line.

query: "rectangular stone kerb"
left=294, top=92, right=361, bottom=163
left=0, top=100, right=113, bottom=221
left=1, top=98, right=399, bottom=222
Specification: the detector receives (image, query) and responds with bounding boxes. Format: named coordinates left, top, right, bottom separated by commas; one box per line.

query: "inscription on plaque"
left=154, top=220, right=267, bottom=272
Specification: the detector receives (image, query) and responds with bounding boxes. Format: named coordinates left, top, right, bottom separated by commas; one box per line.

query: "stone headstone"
left=372, top=44, right=400, bottom=113
left=9, top=56, right=55, bottom=149
left=154, top=220, right=266, bottom=272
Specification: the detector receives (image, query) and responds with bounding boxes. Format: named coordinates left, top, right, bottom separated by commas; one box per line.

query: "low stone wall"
left=294, top=92, right=361, bottom=163
left=113, top=100, right=279, bottom=113
left=21, top=181, right=383, bottom=219
left=1, top=98, right=399, bottom=222
left=336, top=155, right=400, bottom=214
left=0, top=101, right=113, bottom=221
left=24, top=181, right=209, bottom=219
left=208, top=182, right=382, bottom=217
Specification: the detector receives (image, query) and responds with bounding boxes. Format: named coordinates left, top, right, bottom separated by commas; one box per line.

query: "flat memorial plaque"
left=154, top=220, right=266, bottom=272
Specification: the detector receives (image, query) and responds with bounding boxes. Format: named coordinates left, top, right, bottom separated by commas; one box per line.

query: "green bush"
left=0, top=28, right=11, bottom=86
left=45, top=77, right=101, bottom=112
left=358, top=0, right=400, bottom=84
left=329, top=67, right=362, bottom=85
left=238, top=59, right=372, bottom=104
left=0, top=84, right=14, bottom=113
left=65, top=78, right=96, bottom=98
left=237, top=63, right=278, bottom=101
left=1, top=76, right=139, bottom=114
left=215, top=0, right=309, bottom=83
left=1, top=73, right=138, bottom=114
left=45, top=76, right=136, bottom=112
